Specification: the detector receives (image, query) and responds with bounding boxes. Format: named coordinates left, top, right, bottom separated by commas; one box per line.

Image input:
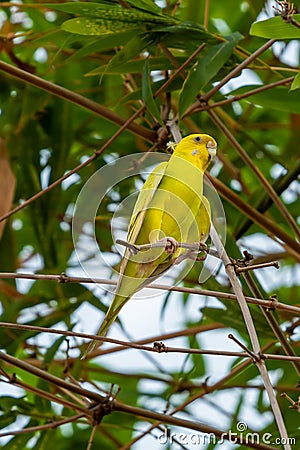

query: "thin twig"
left=235, top=261, right=279, bottom=272
left=0, top=351, right=105, bottom=403
left=0, top=414, right=86, bottom=438
left=87, top=425, right=98, bottom=450
left=184, top=76, right=294, bottom=116
left=208, top=108, right=300, bottom=240
left=0, top=351, right=276, bottom=448
left=242, top=271, right=300, bottom=376
left=280, top=393, right=300, bottom=411
left=1, top=321, right=299, bottom=362
left=116, top=238, right=208, bottom=254
left=0, top=104, right=150, bottom=224
left=0, top=374, right=89, bottom=414
left=122, top=341, right=278, bottom=450
left=202, top=39, right=276, bottom=101
left=159, top=43, right=206, bottom=84
left=206, top=172, right=300, bottom=259
left=0, top=60, right=155, bottom=142
left=210, top=225, right=291, bottom=449
left=0, top=273, right=299, bottom=314
left=228, top=333, right=260, bottom=361
left=113, top=402, right=277, bottom=450
left=0, top=44, right=206, bottom=225
left=204, top=0, right=210, bottom=29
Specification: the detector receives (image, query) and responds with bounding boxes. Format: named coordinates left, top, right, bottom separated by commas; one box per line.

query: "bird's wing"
left=117, top=161, right=168, bottom=280
left=127, top=161, right=168, bottom=244
left=195, top=195, right=211, bottom=242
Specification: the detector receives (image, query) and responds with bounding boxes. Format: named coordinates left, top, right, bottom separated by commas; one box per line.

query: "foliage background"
left=0, top=0, right=299, bottom=449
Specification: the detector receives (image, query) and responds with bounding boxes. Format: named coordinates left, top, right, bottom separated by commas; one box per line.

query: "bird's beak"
left=206, top=140, right=217, bottom=159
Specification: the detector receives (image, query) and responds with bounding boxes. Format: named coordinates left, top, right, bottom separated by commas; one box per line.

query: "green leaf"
left=43, top=335, right=66, bottom=364
left=49, top=2, right=177, bottom=35
left=188, top=334, right=206, bottom=376
left=0, top=411, right=17, bottom=428
left=3, top=433, right=33, bottom=449
left=202, top=304, right=275, bottom=340
left=178, top=33, right=242, bottom=117
left=0, top=396, right=32, bottom=413
left=229, top=85, right=300, bottom=114
left=35, top=429, right=57, bottom=450
left=102, top=32, right=156, bottom=74
left=142, top=59, right=163, bottom=125
left=250, top=14, right=300, bottom=39
left=35, top=378, right=51, bottom=413
left=46, top=2, right=165, bottom=20
left=290, top=72, right=300, bottom=91
left=85, top=55, right=188, bottom=76
left=61, top=17, right=143, bottom=35
left=125, top=0, right=163, bottom=14
left=66, top=32, right=139, bottom=61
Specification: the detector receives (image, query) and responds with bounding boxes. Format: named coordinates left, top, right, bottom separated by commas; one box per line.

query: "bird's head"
left=174, top=133, right=217, bottom=172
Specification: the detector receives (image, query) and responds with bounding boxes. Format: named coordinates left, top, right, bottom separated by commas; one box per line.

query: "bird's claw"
left=195, top=253, right=207, bottom=261
left=163, top=237, right=179, bottom=254
left=195, top=241, right=208, bottom=261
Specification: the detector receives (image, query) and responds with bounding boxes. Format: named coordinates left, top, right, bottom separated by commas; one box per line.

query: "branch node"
left=201, top=376, right=210, bottom=393
left=234, top=251, right=280, bottom=274
left=267, top=294, right=279, bottom=311
left=285, top=318, right=300, bottom=336
left=228, top=333, right=260, bottom=362
left=197, top=95, right=209, bottom=108
left=280, top=392, right=300, bottom=411
left=258, top=351, right=266, bottom=360
left=156, top=126, right=169, bottom=147
left=273, top=0, right=298, bottom=23
left=58, top=272, right=70, bottom=283
left=225, top=259, right=238, bottom=273
left=88, top=385, right=119, bottom=425
left=116, top=238, right=208, bottom=257
left=11, top=372, right=17, bottom=383
left=116, top=239, right=139, bottom=254
left=153, top=341, right=167, bottom=353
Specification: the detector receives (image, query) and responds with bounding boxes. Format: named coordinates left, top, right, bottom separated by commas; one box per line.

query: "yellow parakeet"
left=82, top=133, right=217, bottom=358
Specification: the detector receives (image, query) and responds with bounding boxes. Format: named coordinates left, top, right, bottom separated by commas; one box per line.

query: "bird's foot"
left=174, top=241, right=208, bottom=264
left=196, top=242, right=209, bottom=261
left=195, top=253, right=207, bottom=262
left=159, top=236, right=179, bottom=254
left=195, top=241, right=208, bottom=261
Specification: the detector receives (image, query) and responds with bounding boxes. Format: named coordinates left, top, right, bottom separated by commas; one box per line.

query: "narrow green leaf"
left=3, top=433, right=33, bottom=449
left=142, top=59, right=163, bottom=125
left=50, top=1, right=177, bottom=36
left=43, top=335, right=66, bottom=364
left=179, top=34, right=241, bottom=117
left=250, top=14, right=300, bottom=39
left=85, top=55, right=188, bottom=76
left=230, top=85, right=300, bottom=114
left=124, top=0, right=163, bottom=14
left=0, top=396, right=32, bottom=413
left=35, top=379, right=51, bottom=413
left=0, top=411, right=17, bottom=428
left=35, top=429, right=57, bottom=450
left=66, top=32, right=139, bottom=60
left=104, top=33, right=155, bottom=73
left=154, top=21, right=221, bottom=51
left=61, top=17, right=143, bottom=35
left=290, top=72, right=300, bottom=91
left=202, top=306, right=275, bottom=339
left=46, top=2, right=160, bottom=19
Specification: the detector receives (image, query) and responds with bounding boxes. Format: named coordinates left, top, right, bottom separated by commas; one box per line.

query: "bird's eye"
left=193, top=136, right=202, bottom=143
